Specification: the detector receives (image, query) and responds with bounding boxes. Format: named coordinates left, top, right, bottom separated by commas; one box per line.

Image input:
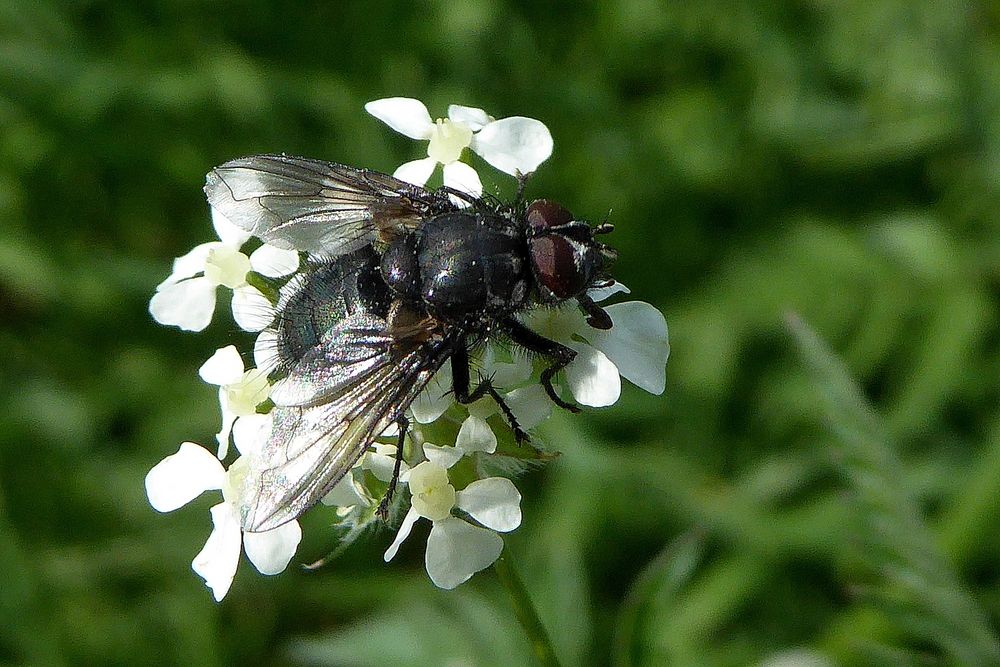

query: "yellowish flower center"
left=408, top=461, right=456, bottom=521
left=225, top=368, right=271, bottom=416
left=222, top=455, right=249, bottom=505
left=204, top=246, right=251, bottom=288
left=427, top=118, right=473, bottom=165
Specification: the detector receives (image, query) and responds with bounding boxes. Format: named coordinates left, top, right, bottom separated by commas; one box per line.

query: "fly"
left=204, top=154, right=617, bottom=532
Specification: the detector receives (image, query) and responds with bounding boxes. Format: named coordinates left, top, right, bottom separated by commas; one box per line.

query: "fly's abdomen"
left=274, top=247, right=390, bottom=368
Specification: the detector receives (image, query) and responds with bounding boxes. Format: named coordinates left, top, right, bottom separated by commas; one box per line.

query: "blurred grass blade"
left=786, top=313, right=1000, bottom=664
left=611, top=530, right=704, bottom=667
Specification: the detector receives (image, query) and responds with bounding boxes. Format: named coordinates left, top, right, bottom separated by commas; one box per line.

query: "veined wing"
left=205, top=154, right=457, bottom=256
left=238, top=320, right=457, bottom=532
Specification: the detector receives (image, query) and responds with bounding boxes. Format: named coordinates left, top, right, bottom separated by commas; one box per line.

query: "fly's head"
left=524, top=199, right=616, bottom=310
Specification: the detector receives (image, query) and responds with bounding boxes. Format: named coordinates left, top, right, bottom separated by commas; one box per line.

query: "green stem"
left=245, top=270, right=282, bottom=304
left=493, top=548, right=561, bottom=667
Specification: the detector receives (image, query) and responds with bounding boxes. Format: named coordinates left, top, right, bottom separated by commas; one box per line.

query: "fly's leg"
left=502, top=318, right=580, bottom=413
left=576, top=293, right=612, bottom=330
left=377, top=414, right=410, bottom=520
left=438, top=185, right=482, bottom=207
left=451, top=342, right=531, bottom=445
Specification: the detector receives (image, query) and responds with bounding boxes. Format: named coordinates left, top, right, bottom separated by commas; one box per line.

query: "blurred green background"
left=4, top=1, right=1000, bottom=665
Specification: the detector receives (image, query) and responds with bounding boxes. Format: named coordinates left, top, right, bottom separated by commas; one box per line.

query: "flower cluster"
left=145, top=97, right=669, bottom=600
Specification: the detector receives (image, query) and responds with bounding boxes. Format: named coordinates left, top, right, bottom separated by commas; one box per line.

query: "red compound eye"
left=526, top=199, right=572, bottom=232
left=530, top=234, right=588, bottom=299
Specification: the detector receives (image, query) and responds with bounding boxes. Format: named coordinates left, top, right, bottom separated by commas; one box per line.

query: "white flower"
left=365, top=97, right=553, bottom=198
left=144, top=439, right=301, bottom=602
left=199, top=345, right=272, bottom=459
left=383, top=449, right=521, bottom=589
left=149, top=210, right=299, bottom=332
left=522, top=284, right=671, bottom=408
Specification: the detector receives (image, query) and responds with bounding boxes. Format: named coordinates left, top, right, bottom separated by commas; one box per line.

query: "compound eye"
left=526, top=199, right=573, bottom=232
left=530, top=235, right=589, bottom=299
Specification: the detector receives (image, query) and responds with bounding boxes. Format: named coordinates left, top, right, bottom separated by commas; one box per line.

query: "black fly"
left=205, top=155, right=617, bottom=532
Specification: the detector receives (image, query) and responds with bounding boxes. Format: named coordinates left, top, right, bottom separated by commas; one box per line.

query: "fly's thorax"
left=388, top=211, right=529, bottom=321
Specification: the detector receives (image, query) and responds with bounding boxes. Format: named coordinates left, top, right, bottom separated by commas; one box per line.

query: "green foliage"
left=3, top=0, right=1000, bottom=664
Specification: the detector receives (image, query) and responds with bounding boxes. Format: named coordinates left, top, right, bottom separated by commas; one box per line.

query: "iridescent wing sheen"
left=238, top=314, right=457, bottom=533
left=204, top=154, right=457, bottom=256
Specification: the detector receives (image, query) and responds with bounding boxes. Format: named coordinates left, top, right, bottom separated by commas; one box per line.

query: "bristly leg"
left=502, top=318, right=580, bottom=413
left=438, top=185, right=482, bottom=207
left=451, top=341, right=532, bottom=445
left=377, top=414, right=410, bottom=520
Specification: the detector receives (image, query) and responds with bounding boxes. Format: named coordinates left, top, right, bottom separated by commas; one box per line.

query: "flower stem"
left=493, top=549, right=561, bottom=667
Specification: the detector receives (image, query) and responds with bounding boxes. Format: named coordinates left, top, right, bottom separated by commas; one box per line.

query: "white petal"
left=322, top=474, right=367, bottom=507
left=425, top=517, right=503, bottom=590
left=410, top=364, right=454, bottom=424
left=243, top=520, right=302, bottom=575
left=214, top=405, right=237, bottom=459
left=505, top=384, right=553, bottom=431
left=231, top=413, right=272, bottom=457
left=145, top=442, right=225, bottom=512
left=384, top=507, right=421, bottom=562
left=590, top=302, right=670, bottom=395
left=455, top=477, right=522, bottom=532
left=455, top=415, right=497, bottom=454
left=156, top=243, right=216, bottom=289
left=393, top=158, right=438, bottom=186
left=249, top=244, right=299, bottom=277
left=365, top=97, right=434, bottom=140
left=442, top=161, right=483, bottom=197
left=363, top=450, right=408, bottom=482
left=471, top=117, right=553, bottom=176
left=211, top=208, right=252, bottom=246
left=565, top=343, right=621, bottom=407
left=587, top=281, right=631, bottom=303
left=487, top=356, right=533, bottom=389
left=231, top=285, right=274, bottom=332
left=192, top=503, right=243, bottom=601
left=253, top=329, right=279, bottom=372
left=149, top=277, right=217, bottom=332
left=374, top=443, right=397, bottom=457
left=423, top=443, right=464, bottom=469
left=520, top=305, right=588, bottom=345
left=480, top=345, right=497, bottom=368
left=447, top=104, right=492, bottom=131
left=198, top=345, right=245, bottom=386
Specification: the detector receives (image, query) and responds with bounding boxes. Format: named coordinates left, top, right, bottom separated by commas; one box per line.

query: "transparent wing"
left=205, top=154, right=457, bottom=256
left=238, top=321, right=456, bottom=532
